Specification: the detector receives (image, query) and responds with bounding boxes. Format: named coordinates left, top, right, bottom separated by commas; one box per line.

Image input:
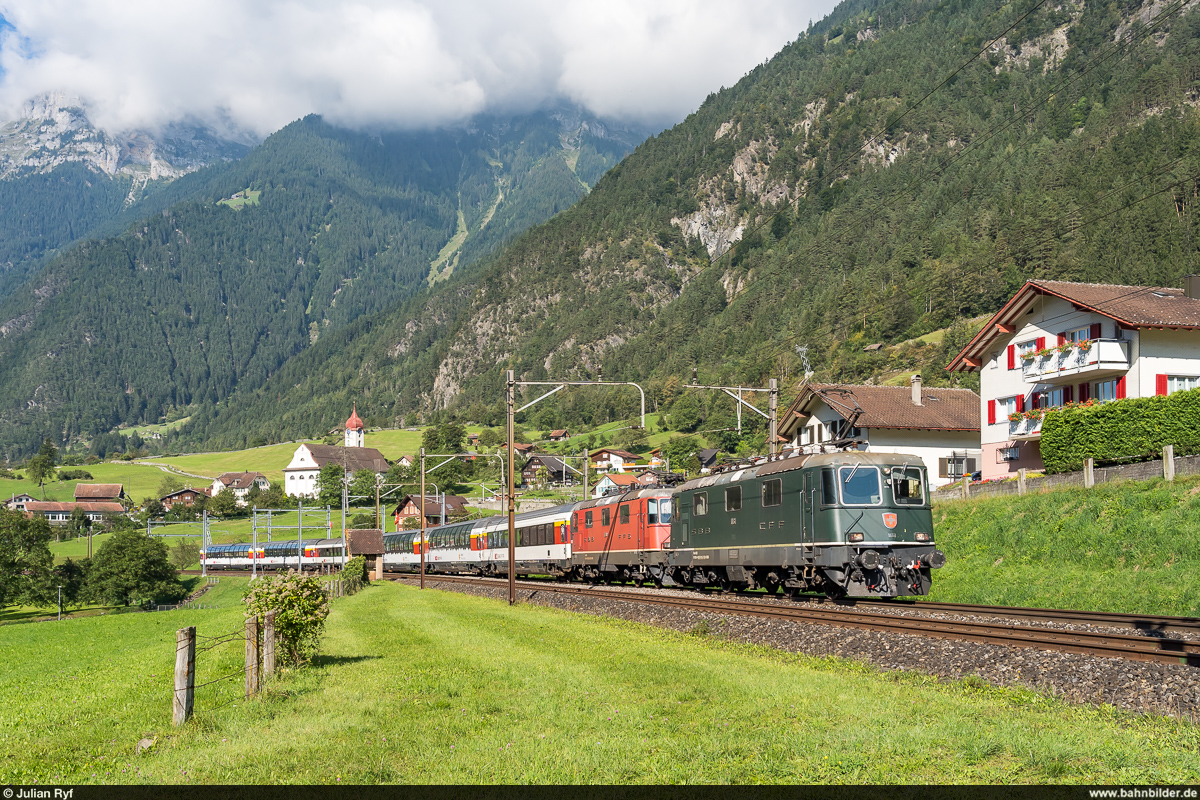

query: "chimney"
left=1185, top=275, right=1200, bottom=300
left=910, top=374, right=923, bottom=406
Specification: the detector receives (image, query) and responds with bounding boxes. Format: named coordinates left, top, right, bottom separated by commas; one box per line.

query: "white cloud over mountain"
left=0, top=0, right=832, bottom=136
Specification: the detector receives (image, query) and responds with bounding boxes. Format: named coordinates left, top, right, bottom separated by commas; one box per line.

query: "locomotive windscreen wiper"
left=844, top=462, right=860, bottom=484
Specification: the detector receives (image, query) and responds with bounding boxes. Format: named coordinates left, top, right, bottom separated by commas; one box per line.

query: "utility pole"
left=770, top=378, right=779, bottom=458
left=685, top=370, right=781, bottom=457
left=506, top=370, right=516, bottom=606
left=420, top=448, right=426, bottom=590
left=582, top=447, right=589, bottom=501
left=57, top=585, right=62, bottom=621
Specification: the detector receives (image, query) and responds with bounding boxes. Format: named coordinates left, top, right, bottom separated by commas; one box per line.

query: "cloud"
left=0, top=0, right=833, bottom=136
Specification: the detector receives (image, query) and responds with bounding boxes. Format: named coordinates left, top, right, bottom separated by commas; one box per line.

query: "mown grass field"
left=1, top=462, right=179, bottom=505
left=2, top=580, right=1198, bottom=784
left=930, top=475, right=1200, bottom=617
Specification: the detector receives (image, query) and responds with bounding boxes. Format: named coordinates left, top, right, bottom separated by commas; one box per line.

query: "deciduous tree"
left=86, top=529, right=186, bottom=606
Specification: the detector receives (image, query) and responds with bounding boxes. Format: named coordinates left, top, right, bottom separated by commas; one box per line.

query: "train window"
left=602, top=508, right=611, bottom=526
left=762, top=479, right=782, bottom=507
left=647, top=500, right=658, bottom=525
left=619, top=505, right=630, bottom=524
left=725, top=485, right=742, bottom=512
left=821, top=469, right=838, bottom=505
left=693, top=492, right=709, bottom=517
left=585, top=511, right=593, bottom=529
left=660, top=499, right=673, bottom=524
left=839, top=466, right=883, bottom=505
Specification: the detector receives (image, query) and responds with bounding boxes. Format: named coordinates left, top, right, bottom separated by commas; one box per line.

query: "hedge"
left=1040, top=388, right=1200, bottom=473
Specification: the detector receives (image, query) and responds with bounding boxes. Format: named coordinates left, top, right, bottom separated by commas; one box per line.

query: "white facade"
left=788, top=401, right=980, bottom=488
left=284, top=445, right=324, bottom=499
left=965, top=288, right=1200, bottom=479
left=590, top=451, right=637, bottom=473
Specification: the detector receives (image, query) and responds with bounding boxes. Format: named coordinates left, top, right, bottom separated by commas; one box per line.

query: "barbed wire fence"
left=172, top=610, right=277, bottom=726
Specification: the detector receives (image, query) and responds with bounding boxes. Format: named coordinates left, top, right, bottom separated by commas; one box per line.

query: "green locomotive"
left=669, top=451, right=945, bottom=598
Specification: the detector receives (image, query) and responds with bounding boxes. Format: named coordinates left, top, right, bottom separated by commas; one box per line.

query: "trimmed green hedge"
left=1040, top=388, right=1200, bottom=473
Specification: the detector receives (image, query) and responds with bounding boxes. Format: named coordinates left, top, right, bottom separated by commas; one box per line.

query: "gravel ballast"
left=402, top=576, right=1200, bottom=722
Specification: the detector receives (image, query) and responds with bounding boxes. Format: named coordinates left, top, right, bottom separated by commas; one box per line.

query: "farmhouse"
left=521, top=454, right=572, bottom=485
left=592, top=472, right=640, bottom=498
left=778, top=379, right=982, bottom=488
left=211, top=472, right=270, bottom=503
left=547, top=429, right=571, bottom=442
left=74, top=483, right=124, bottom=502
left=589, top=448, right=640, bottom=474
left=161, top=487, right=207, bottom=510
left=25, top=501, right=124, bottom=524
left=393, top=494, right=468, bottom=527
left=949, top=277, right=1200, bottom=480
left=4, top=493, right=36, bottom=511
left=283, top=406, right=390, bottom=498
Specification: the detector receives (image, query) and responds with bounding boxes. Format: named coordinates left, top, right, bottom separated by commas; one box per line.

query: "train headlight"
left=915, top=532, right=930, bottom=542
left=859, top=550, right=880, bottom=570
left=848, top=532, right=864, bottom=543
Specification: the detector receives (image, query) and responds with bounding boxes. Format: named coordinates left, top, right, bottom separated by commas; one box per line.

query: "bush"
left=342, top=555, right=368, bottom=594
left=1040, top=388, right=1200, bottom=473
left=244, top=572, right=331, bottom=665
left=58, top=469, right=94, bottom=481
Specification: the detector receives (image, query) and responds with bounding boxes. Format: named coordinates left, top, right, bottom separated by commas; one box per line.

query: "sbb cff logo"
left=882, top=513, right=897, bottom=529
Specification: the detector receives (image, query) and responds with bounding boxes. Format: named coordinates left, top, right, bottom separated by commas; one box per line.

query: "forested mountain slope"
left=0, top=107, right=650, bottom=458
left=181, top=0, right=1200, bottom=450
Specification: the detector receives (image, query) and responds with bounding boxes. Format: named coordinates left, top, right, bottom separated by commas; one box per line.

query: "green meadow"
left=1, top=580, right=1197, bottom=784
left=930, top=475, right=1200, bottom=617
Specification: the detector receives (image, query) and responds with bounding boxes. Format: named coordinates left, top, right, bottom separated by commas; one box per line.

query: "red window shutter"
left=1090, top=322, right=1102, bottom=340
left=1057, top=332, right=1066, bottom=345
left=1064, top=386, right=1073, bottom=403
left=1116, top=376, right=1126, bottom=399
left=1079, top=382, right=1090, bottom=402
left=1031, top=392, right=1040, bottom=409
left=1007, top=344, right=1016, bottom=370
left=1157, top=374, right=1169, bottom=396
left=987, top=400, right=996, bottom=425
left=1015, top=395, right=1025, bottom=413
left=1036, top=336, right=1046, bottom=350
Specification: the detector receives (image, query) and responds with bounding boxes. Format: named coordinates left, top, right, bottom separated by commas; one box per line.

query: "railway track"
left=390, top=573, right=1200, bottom=667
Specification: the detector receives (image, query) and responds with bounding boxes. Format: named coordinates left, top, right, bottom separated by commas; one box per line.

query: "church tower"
left=344, top=405, right=365, bottom=448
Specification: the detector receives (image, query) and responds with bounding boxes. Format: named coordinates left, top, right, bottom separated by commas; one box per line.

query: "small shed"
left=347, top=528, right=386, bottom=578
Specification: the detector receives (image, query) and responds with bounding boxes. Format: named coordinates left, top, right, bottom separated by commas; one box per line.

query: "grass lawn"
left=0, top=462, right=180, bottom=505
left=930, top=475, right=1200, bottom=617
left=3, top=580, right=1197, bottom=784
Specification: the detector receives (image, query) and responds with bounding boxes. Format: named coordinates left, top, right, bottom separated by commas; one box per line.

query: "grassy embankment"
left=931, top=475, right=1200, bottom=617
left=2, top=579, right=1197, bottom=784
left=0, top=462, right=178, bottom=505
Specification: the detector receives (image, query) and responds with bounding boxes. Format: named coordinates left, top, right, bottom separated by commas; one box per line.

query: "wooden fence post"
left=1084, top=458, right=1095, bottom=488
left=961, top=475, right=969, bottom=499
left=263, top=611, right=276, bottom=679
left=245, top=616, right=260, bottom=698
left=1017, top=468, right=1026, bottom=496
left=173, top=626, right=195, bottom=726
left=1164, top=445, right=1175, bottom=481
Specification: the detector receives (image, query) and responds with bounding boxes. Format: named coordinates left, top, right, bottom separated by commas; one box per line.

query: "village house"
left=948, top=278, right=1200, bottom=480
left=25, top=501, right=124, bottom=524
left=589, top=448, right=640, bottom=474
left=4, top=493, right=35, bottom=511
left=778, top=379, right=982, bottom=488
left=161, top=487, right=208, bottom=510
left=211, top=472, right=270, bottom=504
left=592, top=472, right=640, bottom=498
left=283, top=406, right=390, bottom=498
left=74, top=483, right=124, bottom=502
left=547, top=429, right=571, bottom=442
left=695, top=448, right=720, bottom=473
left=521, top=454, right=573, bottom=486
left=392, top=494, right=468, bottom=527
left=499, top=442, right=535, bottom=455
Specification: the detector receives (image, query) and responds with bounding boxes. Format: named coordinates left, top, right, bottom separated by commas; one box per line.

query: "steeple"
left=344, top=404, right=365, bottom=448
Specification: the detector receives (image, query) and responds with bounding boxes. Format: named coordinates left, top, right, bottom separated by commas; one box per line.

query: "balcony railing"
left=1020, top=339, right=1129, bottom=384
left=1008, top=415, right=1043, bottom=440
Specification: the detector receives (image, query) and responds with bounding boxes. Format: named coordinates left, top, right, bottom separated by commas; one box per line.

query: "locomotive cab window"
left=821, top=469, right=838, bottom=506
left=693, top=492, right=709, bottom=517
left=619, top=505, right=630, bottom=524
left=725, top=485, right=742, bottom=512
left=647, top=501, right=658, bottom=525
left=762, top=478, right=782, bottom=508
left=839, top=466, right=882, bottom=505
left=660, top=499, right=673, bottom=524
left=602, top=508, right=611, bottom=526
left=585, top=511, right=593, bottom=529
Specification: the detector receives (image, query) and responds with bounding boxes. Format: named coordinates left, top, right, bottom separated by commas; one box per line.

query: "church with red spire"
left=282, top=405, right=388, bottom=498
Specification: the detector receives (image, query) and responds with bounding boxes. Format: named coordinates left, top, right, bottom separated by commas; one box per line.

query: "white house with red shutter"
left=948, top=278, right=1200, bottom=480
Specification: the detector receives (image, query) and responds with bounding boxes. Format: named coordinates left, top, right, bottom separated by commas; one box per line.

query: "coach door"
left=802, top=472, right=815, bottom=547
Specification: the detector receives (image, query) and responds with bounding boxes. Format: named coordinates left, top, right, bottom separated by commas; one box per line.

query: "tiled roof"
left=780, top=384, right=980, bottom=434
left=592, top=449, right=639, bottom=460
left=293, top=445, right=389, bottom=473
left=524, top=454, right=569, bottom=472
left=216, top=472, right=267, bottom=489
left=27, top=501, right=124, bottom=513
left=599, top=473, right=640, bottom=486
left=949, top=279, right=1200, bottom=371
left=549, top=429, right=569, bottom=437
left=74, top=484, right=122, bottom=499
left=394, top=495, right=468, bottom=515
